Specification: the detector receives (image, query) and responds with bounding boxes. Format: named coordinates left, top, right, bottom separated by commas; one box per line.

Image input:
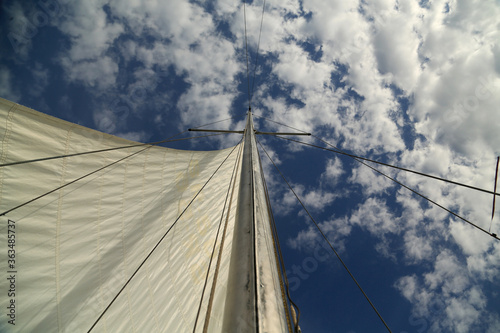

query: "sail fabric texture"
left=0, top=98, right=242, bottom=332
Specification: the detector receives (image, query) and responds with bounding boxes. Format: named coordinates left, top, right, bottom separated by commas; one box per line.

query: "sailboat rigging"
left=0, top=96, right=307, bottom=332
left=1, top=1, right=499, bottom=332
left=1, top=95, right=497, bottom=332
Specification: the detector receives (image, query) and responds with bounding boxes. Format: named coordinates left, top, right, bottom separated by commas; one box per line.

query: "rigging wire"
left=249, top=0, right=267, bottom=105
left=0, top=128, right=200, bottom=216
left=257, top=139, right=393, bottom=333
left=0, top=126, right=239, bottom=217
left=243, top=0, right=251, bottom=109
left=253, top=114, right=500, bottom=239
left=191, top=116, right=241, bottom=129
left=0, top=133, right=226, bottom=168
left=0, top=117, right=246, bottom=216
left=275, top=135, right=500, bottom=241
left=255, top=113, right=500, bottom=239
left=0, top=116, right=238, bottom=168
left=0, top=144, right=152, bottom=217
left=253, top=114, right=500, bottom=197
left=243, top=0, right=267, bottom=109
left=252, top=113, right=310, bottom=134
left=193, top=138, right=243, bottom=333
left=87, top=142, right=241, bottom=333
left=490, top=156, right=499, bottom=232
left=296, top=137, right=500, bottom=197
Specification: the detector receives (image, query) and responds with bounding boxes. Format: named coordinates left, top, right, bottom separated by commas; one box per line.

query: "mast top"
left=188, top=110, right=311, bottom=136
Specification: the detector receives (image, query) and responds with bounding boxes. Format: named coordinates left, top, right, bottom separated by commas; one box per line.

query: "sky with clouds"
left=1, top=0, right=500, bottom=332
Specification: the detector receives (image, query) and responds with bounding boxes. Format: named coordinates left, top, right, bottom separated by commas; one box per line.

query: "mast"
left=190, top=110, right=309, bottom=332
left=222, top=109, right=259, bottom=332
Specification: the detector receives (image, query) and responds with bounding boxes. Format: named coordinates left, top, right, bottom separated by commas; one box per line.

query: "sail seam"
left=55, top=121, right=73, bottom=332
left=0, top=103, right=15, bottom=205
left=95, top=146, right=107, bottom=331
left=140, top=149, right=161, bottom=332
left=121, top=148, right=136, bottom=332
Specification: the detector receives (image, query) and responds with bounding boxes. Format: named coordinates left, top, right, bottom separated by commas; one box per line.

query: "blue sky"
left=1, top=0, right=500, bottom=332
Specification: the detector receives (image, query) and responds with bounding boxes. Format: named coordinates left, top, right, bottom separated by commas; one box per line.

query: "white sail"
left=0, top=98, right=289, bottom=332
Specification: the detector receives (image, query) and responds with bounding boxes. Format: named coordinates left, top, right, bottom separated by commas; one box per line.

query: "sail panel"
left=0, top=98, right=240, bottom=332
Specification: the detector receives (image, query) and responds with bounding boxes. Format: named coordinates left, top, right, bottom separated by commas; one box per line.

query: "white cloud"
left=444, top=288, right=485, bottom=333
left=350, top=197, right=398, bottom=235
left=348, top=162, right=395, bottom=195
left=365, top=0, right=423, bottom=92
left=106, top=1, right=241, bottom=132
left=424, top=250, right=468, bottom=295
left=403, top=229, right=434, bottom=262
left=451, top=220, right=494, bottom=256
left=142, top=2, right=500, bottom=330
left=395, top=274, right=419, bottom=302
left=466, top=240, right=500, bottom=282
left=93, top=108, right=120, bottom=134
left=61, top=56, right=119, bottom=90
left=288, top=1, right=407, bottom=153
left=111, top=0, right=210, bottom=45
left=224, top=1, right=304, bottom=55
left=42, top=0, right=244, bottom=137
left=273, top=43, right=332, bottom=93
left=59, top=3, right=123, bottom=61
left=300, top=1, right=364, bottom=50
left=114, top=131, right=147, bottom=142
left=177, top=81, right=235, bottom=129
left=281, top=183, right=336, bottom=214
left=407, top=0, right=500, bottom=158
left=288, top=216, right=351, bottom=253
left=53, top=1, right=123, bottom=89
left=394, top=248, right=493, bottom=332
left=29, top=62, right=49, bottom=97
left=4, top=2, right=36, bottom=59
left=0, top=67, right=19, bottom=101
left=400, top=139, right=452, bottom=176
left=321, top=157, right=344, bottom=184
